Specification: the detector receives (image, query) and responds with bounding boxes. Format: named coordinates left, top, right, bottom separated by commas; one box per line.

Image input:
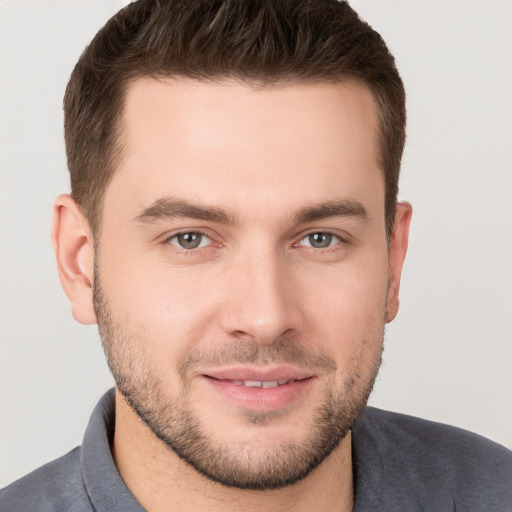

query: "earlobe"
left=385, top=201, right=412, bottom=323
left=51, top=194, right=98, bottom=325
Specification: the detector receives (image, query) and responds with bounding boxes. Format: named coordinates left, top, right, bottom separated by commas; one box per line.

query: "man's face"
left=94, top=79, right=398, bottom=489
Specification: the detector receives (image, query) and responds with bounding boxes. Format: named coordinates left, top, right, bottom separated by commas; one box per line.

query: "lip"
left=203, top=365, right=313, bottom=382
left=200, top=366, right=316, bottom=412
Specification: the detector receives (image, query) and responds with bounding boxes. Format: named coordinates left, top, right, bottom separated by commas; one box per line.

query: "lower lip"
left=202, top=376, right=314, bottom=411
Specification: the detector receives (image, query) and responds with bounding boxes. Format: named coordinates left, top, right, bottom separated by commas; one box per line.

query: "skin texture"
left=52, top=79, right=411, bottom=512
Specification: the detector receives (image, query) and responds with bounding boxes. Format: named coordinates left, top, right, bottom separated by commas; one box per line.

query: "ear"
left=385, top=201, right=412, bottom=323
left=51, top=194, right=97, bottom=325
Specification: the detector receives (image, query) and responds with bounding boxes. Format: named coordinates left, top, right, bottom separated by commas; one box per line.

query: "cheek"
left=100, top=255, right=223, bottom=358
left=300, top=257, right=389, bottom=357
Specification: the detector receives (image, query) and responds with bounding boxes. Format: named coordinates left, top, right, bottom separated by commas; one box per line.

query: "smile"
left=220, top=378, right=309, bottom=389
left=201, top=370, right=315, bottom=411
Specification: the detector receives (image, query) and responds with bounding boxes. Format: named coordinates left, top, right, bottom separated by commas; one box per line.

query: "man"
left=1, top=0, right=511, bottom=510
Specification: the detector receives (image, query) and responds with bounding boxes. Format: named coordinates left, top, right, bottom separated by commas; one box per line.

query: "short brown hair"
left=64, top=0, right=406, bottom=237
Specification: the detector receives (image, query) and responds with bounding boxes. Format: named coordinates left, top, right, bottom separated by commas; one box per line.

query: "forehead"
left=107, top=78, right=383, bottom=222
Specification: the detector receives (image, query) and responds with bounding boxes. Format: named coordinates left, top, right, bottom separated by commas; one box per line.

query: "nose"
left=220, top=248, right=302, bottom=346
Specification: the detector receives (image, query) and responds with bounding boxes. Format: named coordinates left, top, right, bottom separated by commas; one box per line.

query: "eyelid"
left=293, top=229, right=350, bottom=248
left=160, top=227, right=350, bottom=253
left=170, top=231, right=209, bottom=247
left=298, top=232, right=340, bottom=248
left=163, top=229, right=220, bottom=252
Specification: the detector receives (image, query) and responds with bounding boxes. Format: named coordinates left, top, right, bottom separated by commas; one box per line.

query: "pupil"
left=310, top=233, right=331, bottom=248
left=179, top=232, right=201, bottom=249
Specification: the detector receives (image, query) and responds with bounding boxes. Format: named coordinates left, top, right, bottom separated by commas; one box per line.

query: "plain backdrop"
left=1, top=0, right=511, bottom=487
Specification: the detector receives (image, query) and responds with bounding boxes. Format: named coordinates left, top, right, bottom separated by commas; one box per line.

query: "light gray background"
left=1, top=0, right=511, bottom=487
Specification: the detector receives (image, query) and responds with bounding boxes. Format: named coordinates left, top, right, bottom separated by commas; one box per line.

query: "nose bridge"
left=221, top=242, right=299, bottom=344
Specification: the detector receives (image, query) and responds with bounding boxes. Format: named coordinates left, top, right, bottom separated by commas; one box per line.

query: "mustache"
left=178, top=337, right=337, bottom=379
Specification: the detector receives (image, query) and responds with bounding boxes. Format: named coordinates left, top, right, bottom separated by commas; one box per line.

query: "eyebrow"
left=134, top=198, right=236, bottom=225
left=293, top=199, right=368, bottom=224
left=134, top=197, right=368, bottom=226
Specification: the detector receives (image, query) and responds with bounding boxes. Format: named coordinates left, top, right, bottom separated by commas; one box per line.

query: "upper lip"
left=201, top=366, right=314, bottom=382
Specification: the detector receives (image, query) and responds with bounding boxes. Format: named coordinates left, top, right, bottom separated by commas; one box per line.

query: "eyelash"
left=164, top=230, right=346, bottom=254
left=295, top=231, right=343, bottom=250
left=165, top=231, right=216, bottom=252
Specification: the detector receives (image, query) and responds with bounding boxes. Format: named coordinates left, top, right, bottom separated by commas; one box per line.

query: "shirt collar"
left=80, top=389, right=144, bottom=512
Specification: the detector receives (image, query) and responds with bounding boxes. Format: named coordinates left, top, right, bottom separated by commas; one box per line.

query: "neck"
left=113, top=389, right=354, bottom=512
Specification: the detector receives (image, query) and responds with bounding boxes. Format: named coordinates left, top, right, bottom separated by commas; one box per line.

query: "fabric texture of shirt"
left=1, top=389, right=511, bottom=511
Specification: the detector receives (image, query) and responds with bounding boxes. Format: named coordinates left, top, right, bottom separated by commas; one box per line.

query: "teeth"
left=231, top=380, right=291, bottom=388
left=244, top=380, right=263, bottom=388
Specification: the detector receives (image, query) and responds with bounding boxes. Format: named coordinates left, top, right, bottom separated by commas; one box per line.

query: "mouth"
left=222, top=378, right=308, bottom=389
left=202, top=366, right=313, bottom=382
left=200, top=367, right=315, bottom=411
left=205, top=376, right=311, bottom=389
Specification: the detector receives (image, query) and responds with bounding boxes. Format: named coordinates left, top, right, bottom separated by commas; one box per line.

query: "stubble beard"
left=93, top=270, right=383, bottom=490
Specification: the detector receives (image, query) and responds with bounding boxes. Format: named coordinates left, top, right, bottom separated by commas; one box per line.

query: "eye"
left=167, top=232, right=211, bottom=250
left=298, top=232, right=341, bottom=249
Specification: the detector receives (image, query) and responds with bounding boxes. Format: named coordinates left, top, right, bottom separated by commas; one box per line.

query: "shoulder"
left=359, top=407, right=512, bottom=469
left=0, top=447, right=93, bottom=512
left=353, top=407, right=512, bottom=511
